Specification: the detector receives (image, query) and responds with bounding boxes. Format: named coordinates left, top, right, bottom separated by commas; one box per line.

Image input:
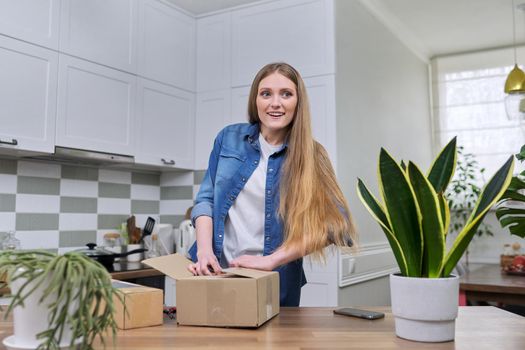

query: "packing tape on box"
left=266, top=277, right=273, bottom=320
left=206, top=281, right=235, bottom=325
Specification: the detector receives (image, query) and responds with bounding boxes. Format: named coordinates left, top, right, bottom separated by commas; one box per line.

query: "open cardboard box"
left=143, top=254, right=279, bottom=327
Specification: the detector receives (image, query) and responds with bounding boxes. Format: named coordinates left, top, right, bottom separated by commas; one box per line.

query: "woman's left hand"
left=229, top=255, right=275, bottom=271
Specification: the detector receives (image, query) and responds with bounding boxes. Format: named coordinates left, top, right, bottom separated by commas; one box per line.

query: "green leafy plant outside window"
left=446, top=146, right=494, bottom=239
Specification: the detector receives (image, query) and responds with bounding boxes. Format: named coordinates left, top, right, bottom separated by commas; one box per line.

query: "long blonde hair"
left=247, top=62, right=357, bottom=258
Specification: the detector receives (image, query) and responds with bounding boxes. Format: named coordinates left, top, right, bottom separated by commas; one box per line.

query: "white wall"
left=334, top=0, right=432, bottom=306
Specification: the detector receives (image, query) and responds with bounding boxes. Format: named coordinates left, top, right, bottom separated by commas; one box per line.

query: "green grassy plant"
left=0, top=251, right=122, bottom=350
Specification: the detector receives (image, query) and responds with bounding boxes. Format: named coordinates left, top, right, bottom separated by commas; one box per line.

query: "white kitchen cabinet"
left=135, top=77, right=195, bottom=169
left=56, top=54, right=136, bottom=156
left=0, top=36, right=58, bottom=155
left=231, top=0, right=335, bottom=87
left=138, top=0, right=195, bottom=91
left=194, top=90, right=231, bottom=170
left=304, top=74, right=337, bottom=166
left=230, top=86, right=250, bottom=125
left=0, top=0, right=60, bottom=50
left=59, top=0, right=138, bottom=74
left=196, top=13, right=231, bottom=92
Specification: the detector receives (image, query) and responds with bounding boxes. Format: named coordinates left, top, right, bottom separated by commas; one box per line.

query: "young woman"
left=188, top=62, right=357, bottom=306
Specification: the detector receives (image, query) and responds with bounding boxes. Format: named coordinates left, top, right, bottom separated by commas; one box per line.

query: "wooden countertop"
left=460, top=264, right=525, bottom=295
left=1, top=307, right=524, bottom=349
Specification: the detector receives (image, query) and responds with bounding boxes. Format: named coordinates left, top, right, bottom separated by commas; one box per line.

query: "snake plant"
left=496, top=144, right=525, bottom=238
left=357, top=137, right=514, bottom=278
left=0, top=250, right=122, bottom=350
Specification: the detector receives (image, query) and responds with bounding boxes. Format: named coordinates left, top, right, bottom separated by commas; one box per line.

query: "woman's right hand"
left=187, top=251, right=222, bottom=276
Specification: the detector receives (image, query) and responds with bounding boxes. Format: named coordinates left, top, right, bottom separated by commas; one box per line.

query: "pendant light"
left=504, top=0, right=525, bottom=122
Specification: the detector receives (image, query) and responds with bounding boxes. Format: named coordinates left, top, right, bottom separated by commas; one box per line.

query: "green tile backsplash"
left=60, top=197, right=97, bottom=213
left=17, top=176, right=60, bottom=195
left=61, top=165, right=99, bottom=181
left=59, top=230, right=97, bottom=247
left=131, top=200, right=159, bottom=214
left=0, top=159, right=17, bottom=174
left=132, top=172, right=160, bottom=186
left=0, top=159, right=201, bottom=251
left=160, top=186, right=193, bottom=200
left=16, top=213, right=59, bottom=231
left=0, top=193, right=15, bottom=211
left=98, top=182, right=131, bottom=198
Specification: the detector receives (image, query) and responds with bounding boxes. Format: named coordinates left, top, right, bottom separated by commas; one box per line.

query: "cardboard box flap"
left=142, top=253, right=193, bottom=280
left=223, top=267, right=274, bottom=279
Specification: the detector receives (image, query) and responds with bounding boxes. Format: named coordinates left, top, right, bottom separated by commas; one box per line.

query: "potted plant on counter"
left=357, top=137, right=514, bottom=342
left=0, top=250, right=121, bottom=350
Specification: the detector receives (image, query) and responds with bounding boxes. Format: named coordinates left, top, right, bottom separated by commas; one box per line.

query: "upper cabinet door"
left=304, top=75, right=336, bottom=166
left=196, top=13, right=231, bottom=92
left=0, top=0, right=60, bottom=50
left=231, top=0, right=334, bottom=86
left=56, top=54, right=136, bottom=156
left=138, top=0, right=195, bottom=91
left=194, top=90, right=231, bottom=170
left=59, top=0, right=138, bottom=73
left=230, top=86, right=250, bottom=125
left=135, top=78, right=195, bottom=169
left=0, top=36, right=58, bottom=154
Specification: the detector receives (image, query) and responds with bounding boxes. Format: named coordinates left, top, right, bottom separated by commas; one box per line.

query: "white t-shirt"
left=220, top=133, right=282, bottom=268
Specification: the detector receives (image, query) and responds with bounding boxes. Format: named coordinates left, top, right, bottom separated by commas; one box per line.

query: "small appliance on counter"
left=175, top=220, right=195, bottom=257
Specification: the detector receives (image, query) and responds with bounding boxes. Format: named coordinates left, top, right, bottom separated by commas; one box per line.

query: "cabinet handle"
left=161, top=158, right=175, bottom=165
left=0, top=138, right=18, bottom=146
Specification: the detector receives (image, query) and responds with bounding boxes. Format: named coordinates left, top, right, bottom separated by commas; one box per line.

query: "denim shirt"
left=189, top=123, right=306, bottom=306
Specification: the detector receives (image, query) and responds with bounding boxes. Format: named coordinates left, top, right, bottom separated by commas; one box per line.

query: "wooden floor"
left=1, top=307, right=524, bottom=349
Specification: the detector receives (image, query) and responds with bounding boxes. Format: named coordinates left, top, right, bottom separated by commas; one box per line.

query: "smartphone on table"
left=333, top=308, right=385, bottom=320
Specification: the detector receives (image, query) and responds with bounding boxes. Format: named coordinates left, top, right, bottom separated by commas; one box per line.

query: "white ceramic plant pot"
left=390, top=274, right=459, bottom=342
left=4, top=272, right=80, bottom=349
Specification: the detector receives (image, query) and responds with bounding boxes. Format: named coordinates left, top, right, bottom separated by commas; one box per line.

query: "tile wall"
left=0, top=159, right=206, bottom=253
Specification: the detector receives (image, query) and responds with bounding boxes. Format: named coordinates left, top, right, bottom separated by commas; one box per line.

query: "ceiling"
left=166, top=0, right=525, bottom=59
left=165, top=0, right=261, bottom=15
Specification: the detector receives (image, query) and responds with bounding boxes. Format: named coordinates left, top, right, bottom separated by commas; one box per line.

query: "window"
left=432, top=47, right=525, bottom=178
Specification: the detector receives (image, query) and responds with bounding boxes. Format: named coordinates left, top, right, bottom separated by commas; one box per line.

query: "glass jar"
left=2, top=231, right=21, bottom=250
left=511, top=242, right=522, bottom=255
left=146, top=234, right=161, bottom=259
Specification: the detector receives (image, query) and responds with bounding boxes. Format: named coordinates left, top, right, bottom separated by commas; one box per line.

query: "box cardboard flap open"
left=142, top=253, right=194, bottom=279
left=143, top=254, right=274, bottom=280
